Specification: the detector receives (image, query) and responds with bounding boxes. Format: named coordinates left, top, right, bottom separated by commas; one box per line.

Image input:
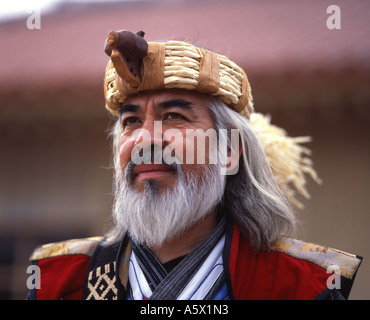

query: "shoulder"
left=257, top=236, right=362, bottom=299
left=271, top=236, right=362, bottom=283
left=270, top=236, right=362, bottom=299
left=28, top=236, right=103, bottom=300
left=227, top=223, right=362, bottom=300
left=30, top=236, right=103, bottom=261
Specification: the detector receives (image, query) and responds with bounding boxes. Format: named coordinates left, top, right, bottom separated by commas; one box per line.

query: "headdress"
left=103, top=30, right=321, bottom=207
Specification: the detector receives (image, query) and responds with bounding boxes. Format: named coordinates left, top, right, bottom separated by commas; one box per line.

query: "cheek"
left=118, top=134, right=136, bottom=170
left=182, top=132, right=216, bottom=165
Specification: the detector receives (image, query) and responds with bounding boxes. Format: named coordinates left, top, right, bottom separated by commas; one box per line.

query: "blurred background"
left=0, top=0, right=369, bottom=299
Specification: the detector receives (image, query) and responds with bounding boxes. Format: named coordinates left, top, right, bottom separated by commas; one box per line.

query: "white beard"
left=112, top=161, right=226, bottom=247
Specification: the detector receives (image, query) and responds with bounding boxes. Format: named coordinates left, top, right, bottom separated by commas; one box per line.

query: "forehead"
left=123, top=89, right=210, bottom=110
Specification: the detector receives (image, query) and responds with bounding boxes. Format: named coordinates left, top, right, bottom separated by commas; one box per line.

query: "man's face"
left=118, top=89, right=216, bottom=192
left=113, top=89, right=227, bottom=247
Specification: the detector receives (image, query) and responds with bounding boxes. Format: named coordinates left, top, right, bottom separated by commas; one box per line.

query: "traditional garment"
left=27, top=220, right=362, bottom=300
left=128, top=218, right=227, bottom=300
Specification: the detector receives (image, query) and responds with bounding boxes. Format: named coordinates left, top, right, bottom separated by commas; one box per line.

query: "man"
left=27, top=30, right=362, bottom=300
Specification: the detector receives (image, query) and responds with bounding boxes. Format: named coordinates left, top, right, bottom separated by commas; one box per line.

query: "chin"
left=135, top=175, right=178, bottom=193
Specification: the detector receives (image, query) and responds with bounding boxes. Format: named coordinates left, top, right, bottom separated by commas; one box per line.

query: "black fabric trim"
left=82, top=238, right=121, bottom=300
left=115, top=235, right=130, bottom=300
left=315, top=288, right=345, bottom=300
left=222, top=218, right=236, bottom=300
left=340, top=254, right=363, bottom=299
left=82, top=239, right=103, bottom=300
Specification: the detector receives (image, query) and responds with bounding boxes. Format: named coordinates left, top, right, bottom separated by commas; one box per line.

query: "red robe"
left=27, top=223, right=362, bottom=300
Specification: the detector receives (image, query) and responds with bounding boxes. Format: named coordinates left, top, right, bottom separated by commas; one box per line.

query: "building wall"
left=274, top=105, right=370, bottom=300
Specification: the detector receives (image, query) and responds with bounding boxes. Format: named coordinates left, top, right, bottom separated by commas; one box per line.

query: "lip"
left=132, top=163, right=176, bottom=179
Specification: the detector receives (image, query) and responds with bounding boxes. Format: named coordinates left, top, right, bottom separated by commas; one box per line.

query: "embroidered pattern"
left=86, top=262, right=118, bottom=300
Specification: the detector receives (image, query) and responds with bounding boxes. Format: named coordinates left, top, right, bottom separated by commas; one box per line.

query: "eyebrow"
left=158, top=99, right=194, bottom=110
left=118, top=104, right=140, bottom=117
left=118, top=99, right=194, bottom=118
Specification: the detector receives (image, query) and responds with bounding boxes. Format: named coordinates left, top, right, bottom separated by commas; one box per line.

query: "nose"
left=132, top=119, right=164, bottom=164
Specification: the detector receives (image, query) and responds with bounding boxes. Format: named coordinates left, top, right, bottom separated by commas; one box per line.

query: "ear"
left=225, top=133, right=242, bottom=176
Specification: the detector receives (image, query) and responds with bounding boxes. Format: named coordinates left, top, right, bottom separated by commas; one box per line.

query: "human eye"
left=164, top=112, right=187, bottom=121
left=122, top=116, right=141, bottom=127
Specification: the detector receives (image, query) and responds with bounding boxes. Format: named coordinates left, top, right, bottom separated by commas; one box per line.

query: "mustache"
left=124, top=144, right=181, bottom=184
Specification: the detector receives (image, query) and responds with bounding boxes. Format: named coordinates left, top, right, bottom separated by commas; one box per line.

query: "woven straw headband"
left=104, top=30, right=253, bottom=119
left=103, top=29, right=321, bottom=208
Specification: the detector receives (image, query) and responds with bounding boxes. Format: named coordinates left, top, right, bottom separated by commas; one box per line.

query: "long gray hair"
left=105, top=96, right=296, bottom=250
left=208, top=96, right=296, bottom=250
